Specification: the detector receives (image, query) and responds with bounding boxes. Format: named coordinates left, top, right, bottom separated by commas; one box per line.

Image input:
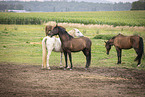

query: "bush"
left=93, top=34, right=114, bottom=40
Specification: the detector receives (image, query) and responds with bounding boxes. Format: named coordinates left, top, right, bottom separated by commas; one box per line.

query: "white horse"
left=42, top=28, right=84, bottom=69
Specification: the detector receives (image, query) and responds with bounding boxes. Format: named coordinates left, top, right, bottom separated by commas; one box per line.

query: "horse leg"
left=67, top=54, right=70, bottom=69
left=46, top=50, right=52, bottom=70
left=83, top=49, right=91, bottom=69
left=116, top=47, right=122, bottom=64
left=137, top=58, right=141, bottom=67
left=59, top=52, right=63, bottom=68
left=68, top=52, right=73, bottom=70
left=64, top=51, right=68, bottom=70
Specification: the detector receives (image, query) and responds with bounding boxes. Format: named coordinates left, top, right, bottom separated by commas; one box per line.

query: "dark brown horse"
left=48, top=25, right=92, bottom=70
left=45, top=25, right=66, bottom=36
left=105, top=34, right=144, bottom=66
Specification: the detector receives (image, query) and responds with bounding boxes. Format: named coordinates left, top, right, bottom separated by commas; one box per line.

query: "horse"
left=48, top=25, right=92, bottom=70
left=42, top=28, right=84, bottom=69
left=45, top=25, right=66, bottom=36
left=105, top=34, right=144, bottom=66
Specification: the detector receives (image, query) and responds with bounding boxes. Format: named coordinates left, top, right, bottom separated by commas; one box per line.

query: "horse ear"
left=104, top=41, right=107, bottom=43
left=56, top=24, right=58, bottom=27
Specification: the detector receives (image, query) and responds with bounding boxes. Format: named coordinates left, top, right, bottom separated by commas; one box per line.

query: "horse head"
left=105, top=41, right=113, bottom=55
left=48, top=25, right=59, bottom=37
left=73, top=28, right=84, bottom=37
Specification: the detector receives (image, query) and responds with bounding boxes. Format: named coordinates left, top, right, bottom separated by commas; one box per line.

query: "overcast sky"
left=0, top=0, right=138, bottom=3
left=107, top=0, right=137, bottom=3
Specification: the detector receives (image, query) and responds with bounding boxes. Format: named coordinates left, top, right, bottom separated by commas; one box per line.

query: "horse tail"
left=135, top=37, right=144, bottom=61
left=42, top=37, right=48, bottom=68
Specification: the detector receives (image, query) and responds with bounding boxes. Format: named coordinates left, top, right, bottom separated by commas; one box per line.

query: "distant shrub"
left=93, top=34, right=114, bottom=40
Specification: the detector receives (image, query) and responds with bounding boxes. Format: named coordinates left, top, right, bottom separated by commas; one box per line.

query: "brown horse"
left=45, top=25, right=66, bottom=36
left=48, top=25, right=92, bottom=70
left=105, top=34, right=144, bottom=66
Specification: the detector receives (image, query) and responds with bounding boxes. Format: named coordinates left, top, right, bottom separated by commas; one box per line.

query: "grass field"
left=0, top=24, right=145, bottom=70
left=0, top=11, right=145, bottom=26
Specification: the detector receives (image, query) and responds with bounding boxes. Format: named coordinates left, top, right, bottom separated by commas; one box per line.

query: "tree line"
left=0, top=3, right=23, bottom=11
left=0, top=1, right=132, bottom=12
left=131, top=0, right=145, bottom=10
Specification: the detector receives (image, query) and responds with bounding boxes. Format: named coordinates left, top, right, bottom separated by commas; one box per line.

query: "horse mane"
left=57, top=26, right=74, bottom=39
left=111, top=33, right=124, bottom=40
left=107, top=34, right=120, bottom=44
left=111, top=36, right=116, bottom=39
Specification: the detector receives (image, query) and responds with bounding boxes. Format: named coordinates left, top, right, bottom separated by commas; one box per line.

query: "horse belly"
left=53, top=44, right=62, bottom=52
left=121, top=45, right=132, bottom=49
left=115, top=38, right=132, bottom=49
left=46, top=37, right=55, bottom=46
left=71, top=43, right=85, bottom=52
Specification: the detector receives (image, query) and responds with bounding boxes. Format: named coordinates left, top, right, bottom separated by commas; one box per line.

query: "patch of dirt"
left=29, top=42, right=42, bottom=44
left=0, top=63, right=145, bottom=97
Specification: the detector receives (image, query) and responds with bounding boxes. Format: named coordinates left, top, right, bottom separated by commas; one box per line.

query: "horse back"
left=63, top=37, right=91, bottom=52
left=114, top=35, right=140, bottom=49
left=75, top=37, right=92, bottom=47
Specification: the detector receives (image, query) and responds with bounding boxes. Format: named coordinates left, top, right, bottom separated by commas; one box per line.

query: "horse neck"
left=58, top=30, right=73, bottom=42
left=108, top=38, right=114, bottom=45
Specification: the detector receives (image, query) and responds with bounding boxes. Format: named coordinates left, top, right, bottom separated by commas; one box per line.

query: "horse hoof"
left=70, top=69, right=72, bottom=70
left=47, top=67, right=51, bottom=70
left=137, top=65, right=140, bottom=67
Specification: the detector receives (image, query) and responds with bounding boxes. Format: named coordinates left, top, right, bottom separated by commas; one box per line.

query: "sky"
left=0, top=0, right=138, bottom=3
left=107, top=0, right=137, bottom=3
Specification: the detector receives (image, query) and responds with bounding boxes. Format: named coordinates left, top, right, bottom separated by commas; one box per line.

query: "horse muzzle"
left=47, top=33, right=53, bottom=37
left=106, top=52, right=109, bottom=55
left=80, top=36, right=84, bottom=37
left=47, top=33, right=51, bottom=36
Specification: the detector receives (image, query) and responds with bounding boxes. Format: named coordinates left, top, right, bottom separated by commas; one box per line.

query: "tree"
left=15, top=4, right=24, bottom=10
left=139, top=0, right=145, bottom=2
left=131, top=0, right=145, bottom=10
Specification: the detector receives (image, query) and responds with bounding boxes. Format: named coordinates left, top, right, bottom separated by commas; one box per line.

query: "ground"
left=0, top=63, right=145, bottom=97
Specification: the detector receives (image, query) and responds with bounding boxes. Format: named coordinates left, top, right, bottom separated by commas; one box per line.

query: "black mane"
left=57, top=26, right=73, bottom=39
left=110, top=33, right=123, bottom=40
left=112, top=36, right=116, bottom=39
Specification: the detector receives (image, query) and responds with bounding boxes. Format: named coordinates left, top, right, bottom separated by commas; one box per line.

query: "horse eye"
left=77, top=32, right=79, bottom=33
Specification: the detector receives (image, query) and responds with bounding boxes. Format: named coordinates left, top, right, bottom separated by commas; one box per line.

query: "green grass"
left=0, top=24, right=145, bottom=70
left=0, top=11, right=145, bottom=26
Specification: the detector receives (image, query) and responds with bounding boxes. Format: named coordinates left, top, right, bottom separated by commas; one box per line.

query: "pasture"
left=0, top=24, right=145, bottom=68
left=0, top=23, right=145, bottom=96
